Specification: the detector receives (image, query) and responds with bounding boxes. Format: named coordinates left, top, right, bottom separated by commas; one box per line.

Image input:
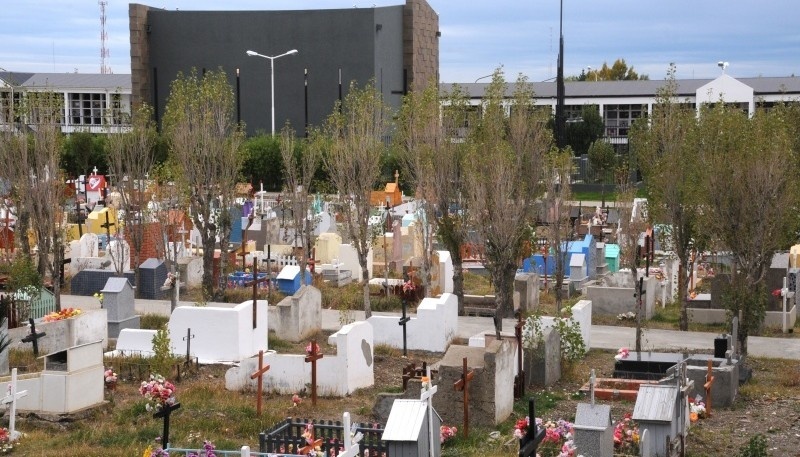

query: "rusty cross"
left=304, top=340, right=324, bottom=406
left=249, top=350, right=271, bottom=415
left=514, top=311, right=525, bottom=399
left=704, top=358, right=715, bottom=418
left=453, top=357, right=475, bottom=438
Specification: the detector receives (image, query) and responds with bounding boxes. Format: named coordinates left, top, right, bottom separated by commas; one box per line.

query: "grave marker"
left=100, top=211, right=115, bottom=242
left=339, top=411, right=364, bottom=457
left=153, top=401, right=181, bottom=450
left=518, top=398, right=545, bottom=457
left=514, top=311, right=525, bottom=399
left=249, top=350, right=271, bottom=416
left=399, top=273, right=411, bottom=356
left=243, top=259, right=269, bottom=329
left=1, top=368, right=28, bottom=441
left=731, top=315, right=739, bottom=357
left=452, top=357, right=474, bottom=438
left=419, top=366, right=438, bottom=457
left=182, top=328, right=195, bottom=364
left=21, top=318, right=46, bottom=357
left=704, top=359, right=715, bottom=418
left=304, top=340, right=323, bottom=406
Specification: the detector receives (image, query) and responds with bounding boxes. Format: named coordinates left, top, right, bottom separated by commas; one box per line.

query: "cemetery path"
left=63, top=294, right=800, bottom=359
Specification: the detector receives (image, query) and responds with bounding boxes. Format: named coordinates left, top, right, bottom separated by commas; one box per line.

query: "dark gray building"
left=129, top=1, right=439, bottom=136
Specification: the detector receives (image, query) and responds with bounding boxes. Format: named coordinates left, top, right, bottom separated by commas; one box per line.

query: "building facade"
left=129, top=0, right=439, bottom=136
left=0, top=72, right=132, bottom=134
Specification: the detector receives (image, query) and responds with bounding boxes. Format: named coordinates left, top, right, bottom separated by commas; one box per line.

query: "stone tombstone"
left=271, top=285, right=322, bottom=342
left=524, top=326, right=561, bottom=388
left=101, top=277, right=140, bottom=338
left=315, top=232, right=342, bottom=264
left=71, top=269, right=135, bottom=296
left=434, top=339, right=515, bottom=427
left=79, top=233, right=99, bottom=258
left=574, top=402, right=613, bottom=457
left=139, top=258, right=168, bottom=300
left=391, top=220, right=403, bottom=269
left=514, top=272, right=540, bottom=313
left=684, top=355, right=738, bottom=408
left=767, top=252, right=791, bottom=310
left=570, top=253, right=587, bottom=281
left=105, top=239, right=131, bottom=272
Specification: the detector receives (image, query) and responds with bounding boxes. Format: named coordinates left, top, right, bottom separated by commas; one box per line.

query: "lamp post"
left=246, top=49, right=299, bottom=135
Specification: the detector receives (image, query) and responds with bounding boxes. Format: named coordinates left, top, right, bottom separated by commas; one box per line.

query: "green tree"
left=698, top=102, right=800, bottom=356
left=61, top=131, right=108, bottom=178
left=323, top=80, right=387, bottom=319
left=241, top=134, right=284, bottom=192
left=631, top=64, right=702, bottom=331
left=588, top=139, right=616, bottom=202
left=563, top=105, right=604, bottom=156
left=162, top=69, right=245, bottom=299
left=466, top=69, right=551, bottom=336
left=586, top=58, right=649, bottom=81
left=542, top=147, right=574, bottom=310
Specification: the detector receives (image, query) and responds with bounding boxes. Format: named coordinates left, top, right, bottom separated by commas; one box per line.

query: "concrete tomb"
left=269, top=285, right=322, bottom=342
left=139, top=257, right=169, bottom=300
left=101, top=277, right=140, bottom=338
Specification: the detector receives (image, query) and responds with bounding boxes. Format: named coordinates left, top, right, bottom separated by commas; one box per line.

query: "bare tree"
left=106, top=103, right=158, bottom=292
left=323, top=81, right=387, bottom=319
left=541, top=148, right=574, bottom=310
left=280, top=124, right=321, bottom=285
left=630, top=64, right=701, bottom=331
left=466, top=70, right=551, bottom=336
left=163, top=69, right=245, bottom=300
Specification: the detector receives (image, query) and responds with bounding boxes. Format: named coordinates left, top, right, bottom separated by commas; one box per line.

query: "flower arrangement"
left=104, top=368, right=118, bottom=390
left=93, top=292, right=104, bottom=305
left=0, top=427, right=19, bottom=452
left=615, top=347, right=630, bottom=360
left=514, top=417, right=575, bottom=457
left=187, top=440, right=216, bottom=457
left=689, top=397, right=707, bottom=422
left=613, top=413, right=640, bottom=454
left=420, top=375, right=432, bottom=391
left=43, top=307, right=82, bottom=322
left=402, top=279, right=416, bottom=294
left=617, top=311, right=636, bottom=321
left=305, top=341, right=319, bottom=355
left=440, top=425, right=457, bottom=443
left=139, top=374, right=176, bottom=413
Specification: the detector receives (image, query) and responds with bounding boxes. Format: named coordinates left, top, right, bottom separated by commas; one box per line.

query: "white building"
left=0, top=71, right=131, bottom=134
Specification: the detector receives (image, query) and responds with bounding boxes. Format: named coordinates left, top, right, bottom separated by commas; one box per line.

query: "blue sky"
left=1, top=1, right=798, bottom=83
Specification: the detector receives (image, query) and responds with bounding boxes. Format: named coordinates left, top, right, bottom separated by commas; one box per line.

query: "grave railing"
left=260, top=417, right=387, bottom=456
left=168, top=447, right=291, bottom=457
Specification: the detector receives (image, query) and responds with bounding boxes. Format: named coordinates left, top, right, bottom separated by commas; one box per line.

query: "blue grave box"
left=277, top=265, right=312, bottom=295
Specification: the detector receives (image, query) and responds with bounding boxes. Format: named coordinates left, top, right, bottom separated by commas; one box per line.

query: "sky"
left=1, top=1, right=798, bottom=83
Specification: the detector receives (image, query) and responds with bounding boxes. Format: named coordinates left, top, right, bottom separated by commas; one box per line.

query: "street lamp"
left=246, top=48, right=299, bottom=135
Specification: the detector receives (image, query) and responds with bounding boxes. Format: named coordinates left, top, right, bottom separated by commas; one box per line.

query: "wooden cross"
left=398, top=284, right=411, bottom=356
left=74, top=200, right=87, bottom=237
left=243, top=259, right=270, bottom=329
left=249, top=350, right=271, bottom=415
left=704, top=359, right=715, bottom=418
left=182, top=328, right=195, bottom=364
left=21, top=318, right=46, bottom=357
left=453, top=357, right=475, bottom=438
left=513, top=311, right=525, bottom=399
left=304, top=340, right=324, bottom=406
left=419, top=366, right=438, bottom=457
left=152, top=401, right=181, bottom=449
left=2, top=368, right=29, bottom=441
left=101, top=210, right=115, bottom=241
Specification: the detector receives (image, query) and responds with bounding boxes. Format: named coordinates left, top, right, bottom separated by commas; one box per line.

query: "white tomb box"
left=40, top=340, right=104, bottom=414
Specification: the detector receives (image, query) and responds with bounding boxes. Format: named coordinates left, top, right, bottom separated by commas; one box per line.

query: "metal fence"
left=260, top=418, right=387, bottom=456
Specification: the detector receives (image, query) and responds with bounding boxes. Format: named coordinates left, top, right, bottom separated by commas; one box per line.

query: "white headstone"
left=106, top=239, right=131, bottom=271
left=79, top=233, right=99, bottom=258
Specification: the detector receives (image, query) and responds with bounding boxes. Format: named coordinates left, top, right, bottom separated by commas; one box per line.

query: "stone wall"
left=129, top=3, right=151, bottom=108
left=403, top=0, right=439, bottom=90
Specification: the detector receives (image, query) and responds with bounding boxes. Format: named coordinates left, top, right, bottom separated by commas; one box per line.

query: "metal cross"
left=182, top=328, right=195, bottom=364
left=153, top=401, right=181, bottom=449
left=21, top=318, right=46, bottom=357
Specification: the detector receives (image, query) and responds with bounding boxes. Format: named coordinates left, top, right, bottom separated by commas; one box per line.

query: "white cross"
left=338, top=412, right=363, bottom=457
left=92, top=166, right=98, bottom=175
left=2, top=368, right=28, bottom=441
left=589, top=369, right=596, bottom=405
left=782, top=276, right=794, bottom=333
left=419, top=367, right=438, bottom=457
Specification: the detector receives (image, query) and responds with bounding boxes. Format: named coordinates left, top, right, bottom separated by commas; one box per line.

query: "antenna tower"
left=99, top=1, right=112, bottom=74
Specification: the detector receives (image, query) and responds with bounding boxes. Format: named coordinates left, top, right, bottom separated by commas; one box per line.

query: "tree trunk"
left=491, top=263, right=516, bottom=338
left=201, top=236, right=216, bottom=300
left=452, top=257, right=465, bottom=316
left=678, top=258, right=688, bottom=331
left=361, top=265, right=372, bottom=319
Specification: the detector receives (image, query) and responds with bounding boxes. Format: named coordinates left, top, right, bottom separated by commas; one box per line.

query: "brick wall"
left=403, top=0, right=440, bottom=91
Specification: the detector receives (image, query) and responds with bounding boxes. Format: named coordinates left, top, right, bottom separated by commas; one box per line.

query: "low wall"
left=586, top=276, right=656, bottom=319
left=688, top=305, right=797, bottom=329
left=225, top=320, right=374, bottom=396
left=9, top=310, right=108, bottom=354
left=367, top=293, right=458, bottom=352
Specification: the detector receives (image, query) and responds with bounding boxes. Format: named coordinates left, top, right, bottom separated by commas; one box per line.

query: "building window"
left=27, top=92, right=64, bottom=124
left=0, top=91, right=22, bottom=124
left=603, top=104, right=643, bottom=137
left=70, top=92, right=107, bottom=126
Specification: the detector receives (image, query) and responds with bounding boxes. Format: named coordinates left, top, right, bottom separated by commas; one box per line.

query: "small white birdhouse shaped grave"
left=382, top=399, right=442, bottom=457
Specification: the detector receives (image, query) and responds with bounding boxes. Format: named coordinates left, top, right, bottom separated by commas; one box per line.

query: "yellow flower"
left=142, top=445, right=152, bottom=457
